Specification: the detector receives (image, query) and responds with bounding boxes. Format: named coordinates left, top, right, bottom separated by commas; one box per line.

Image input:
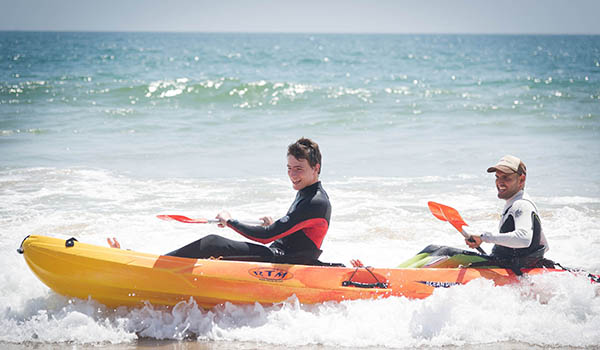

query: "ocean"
left=1, top=32, right=599, bottom=349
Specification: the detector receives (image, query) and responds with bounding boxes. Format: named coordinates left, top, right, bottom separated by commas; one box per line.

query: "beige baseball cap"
left=487, top=155, right=527, bottom=175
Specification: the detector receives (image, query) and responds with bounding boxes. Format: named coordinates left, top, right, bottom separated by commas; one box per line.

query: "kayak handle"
left=342, top=266, right=389, bottom=289
left=342, top=280, right=389, bottom=289
left=17, top=235, right=30, bottom=254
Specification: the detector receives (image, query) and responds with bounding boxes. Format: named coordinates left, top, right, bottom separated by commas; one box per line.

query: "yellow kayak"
left=19, top=235, right=560, bottom=309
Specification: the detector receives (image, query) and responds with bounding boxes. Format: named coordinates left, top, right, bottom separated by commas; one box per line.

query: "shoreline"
left=2, top=340, right=596, bottom=350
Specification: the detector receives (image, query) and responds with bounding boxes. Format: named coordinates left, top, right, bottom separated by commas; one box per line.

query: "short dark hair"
left=287, top=138, right=322, bottom=174
left=517, top=161, right=527, bottom=176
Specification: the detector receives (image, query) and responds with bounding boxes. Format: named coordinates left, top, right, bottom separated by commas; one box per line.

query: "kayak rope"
left=554, top=262, right=600, bottom=284
left=342, top=266, right=389, bottom=289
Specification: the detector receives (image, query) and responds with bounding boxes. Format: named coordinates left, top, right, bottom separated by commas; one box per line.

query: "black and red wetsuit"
left=165, top=181, right=331, bottom=264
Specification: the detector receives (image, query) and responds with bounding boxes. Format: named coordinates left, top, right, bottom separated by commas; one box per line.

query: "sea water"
left=1, top=32, right=599, bottom=349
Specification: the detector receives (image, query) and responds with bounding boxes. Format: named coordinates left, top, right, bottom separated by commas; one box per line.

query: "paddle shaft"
left=459, top=229, right=487, bottom=255
left=157, top=215, right=263, bottom=225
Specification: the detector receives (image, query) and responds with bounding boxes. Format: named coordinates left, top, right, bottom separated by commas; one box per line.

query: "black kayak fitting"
left=17, top=235, right=30, bottom=254
left=342, top=266, right=389, bottom=289
left=65, top=237, right=78, bottom=248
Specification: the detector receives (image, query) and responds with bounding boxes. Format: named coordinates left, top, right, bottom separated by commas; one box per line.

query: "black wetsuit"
left=165, top=181, right=331, bottom=264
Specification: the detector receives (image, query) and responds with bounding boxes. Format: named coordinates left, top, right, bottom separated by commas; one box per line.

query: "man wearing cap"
left=465, top=155, right=549, bottom=265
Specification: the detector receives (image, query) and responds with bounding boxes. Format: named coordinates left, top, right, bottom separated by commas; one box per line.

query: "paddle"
left=427, top=201, right=487, bottom=255
left=157, top=215, right=262, bottom=225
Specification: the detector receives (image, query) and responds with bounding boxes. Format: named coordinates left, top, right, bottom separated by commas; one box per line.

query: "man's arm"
left=217, top=200, right=328, bottom=245
left=480, top=200, right=535, bottom=248
left=227, top=215, right=327, bottom=244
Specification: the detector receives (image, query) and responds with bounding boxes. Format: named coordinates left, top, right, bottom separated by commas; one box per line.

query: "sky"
left=1, top=0, right=599, bottom=34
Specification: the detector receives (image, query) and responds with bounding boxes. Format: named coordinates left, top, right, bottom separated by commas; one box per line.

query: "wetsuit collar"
left=298, top=181, right=320, bottom=194
left=503, top=190, right=524, bottom=213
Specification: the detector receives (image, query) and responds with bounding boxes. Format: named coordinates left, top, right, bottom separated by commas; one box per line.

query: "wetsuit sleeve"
left=481, top=200, right=535, bottom=248
left=226, top=199, right=329, bottom=245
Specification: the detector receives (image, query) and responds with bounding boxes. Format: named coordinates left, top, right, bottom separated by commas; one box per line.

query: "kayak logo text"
left=416, top=280, right=461, bottom=288
left=249, top=268, right=293, bottom=282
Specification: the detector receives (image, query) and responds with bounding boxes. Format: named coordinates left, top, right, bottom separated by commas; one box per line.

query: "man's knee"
left=202, top=234, right=222, bottom=244
left=199, top=234, right=230, bottom=251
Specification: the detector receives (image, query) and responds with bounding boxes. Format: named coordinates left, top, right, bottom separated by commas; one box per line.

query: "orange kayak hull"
left=19, top=235, right=561, bottom=309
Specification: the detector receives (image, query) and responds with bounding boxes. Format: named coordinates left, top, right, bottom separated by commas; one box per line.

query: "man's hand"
left=216, top=210, right=232, bottom=228
left=260, top=216, right=273, bottom=226
left=350, top=259, right=364, bottom=268
left=465, top=235, right=483, bottom=248
left=107, top=237, right=121, bottom=249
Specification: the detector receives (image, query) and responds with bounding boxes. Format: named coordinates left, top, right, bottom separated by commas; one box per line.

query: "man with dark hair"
left=159, top=137, right=331, bottom=264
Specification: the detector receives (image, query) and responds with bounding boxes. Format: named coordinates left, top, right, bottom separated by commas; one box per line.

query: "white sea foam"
left=2, top=32, right=600, bottom=349
left=1, top=273, right=598, bottom=347
left=2, top=168, right=599, bottom=347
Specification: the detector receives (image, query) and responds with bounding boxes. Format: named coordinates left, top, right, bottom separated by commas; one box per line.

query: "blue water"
left=2, top=33, right=599, bottom=186
left=1, top=32, right=600, bottom=348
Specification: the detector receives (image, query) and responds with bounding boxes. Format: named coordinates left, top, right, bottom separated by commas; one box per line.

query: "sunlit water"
left=1, top=32, right=599, bottom=348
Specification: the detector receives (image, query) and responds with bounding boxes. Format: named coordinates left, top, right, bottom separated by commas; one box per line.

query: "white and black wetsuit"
left=481, top=190, right=549, bottom=259
left=166, top=181, right=331, bottom=264
left=411, top=191, right=550, bottom=272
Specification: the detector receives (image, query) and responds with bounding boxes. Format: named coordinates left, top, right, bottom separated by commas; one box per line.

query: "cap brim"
left=487, top=165, right=516, bottom=173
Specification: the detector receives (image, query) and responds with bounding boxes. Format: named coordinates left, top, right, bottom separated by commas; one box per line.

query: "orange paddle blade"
left=427, top=201, right=446, bottom=222
left=427, top=201, right=468, bottom=232
left=427, top=201, right=486, bottom=255
left=157, top=215, right=262, bottom=225
left=157, top=215, right=210, bottom=224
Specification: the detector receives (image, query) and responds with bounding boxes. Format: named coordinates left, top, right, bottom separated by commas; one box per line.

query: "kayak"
left=19, top=235, right=565, bottom=309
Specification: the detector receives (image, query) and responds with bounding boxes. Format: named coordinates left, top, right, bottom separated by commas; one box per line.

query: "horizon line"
left=2, top=29, right=600, bottom=36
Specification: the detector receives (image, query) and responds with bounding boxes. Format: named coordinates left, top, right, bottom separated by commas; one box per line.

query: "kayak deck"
left=19, top=235, right=560, bottom=309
